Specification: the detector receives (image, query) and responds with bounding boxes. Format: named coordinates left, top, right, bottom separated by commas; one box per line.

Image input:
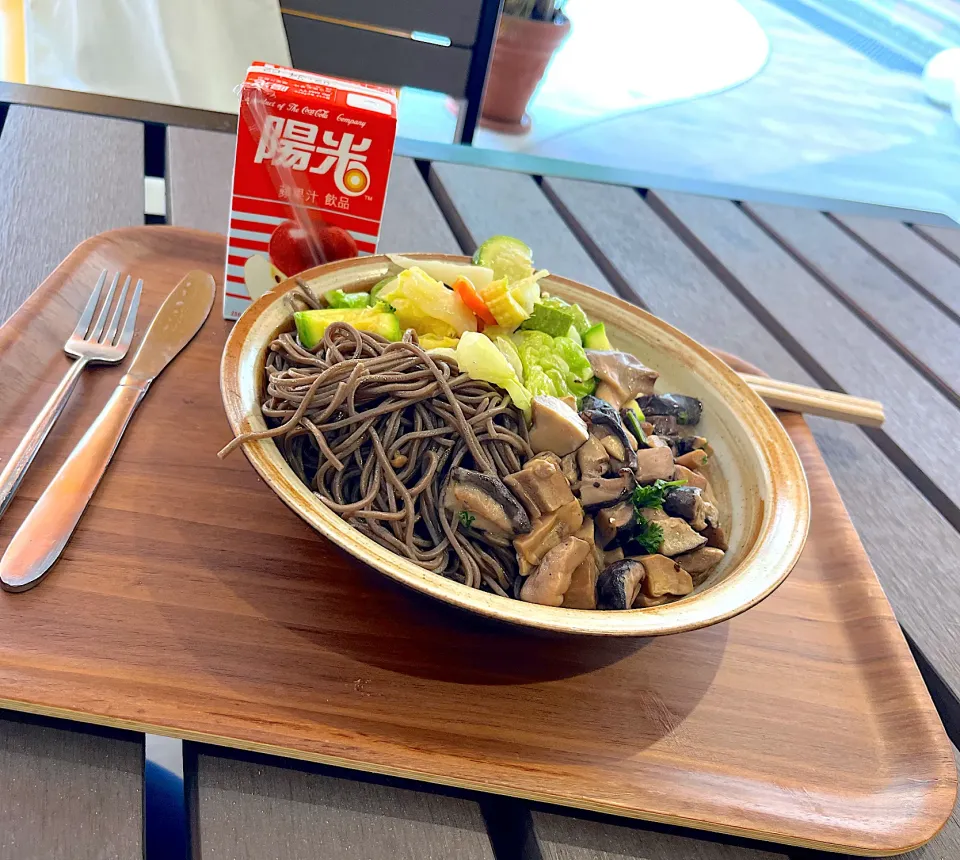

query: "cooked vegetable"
left=587, top=350, right=659, bottom=407
left=445, top=468, right=531, bottom=539
left=480, top=278, right=530, bottom=328
left=473, top=235, right=534, bottom=283
left=520, top=536, right=591, bottom=607
left=369, top=276, right=396, bottom=303
left=380, top=267, right=477, bottom=337
left=510, top=269, right=548, bottom=315
left=596, top=558, right=646, bottom=610
left=294, top=308, right=401, bottom=348
left=324, top=288, right=370, bottom=309
left=455, top=332, right=533, bottom=416
left=453, top=276, right=497, bottom=325
left=520, top=301, right=579, bottom=338
left=582, top=322, right=612, bottom=350
left=636, top=393, right=703, bottom=425
left=527, top=396, right=589, bottom=456
left=623, top=408, right=650, bottom=447
left=522, top=297, right=591, bottom=338
left=387, top=254, right=494, bottom=291
left=632, top=515, right=665, bottom=555
left=419, top=333, right=460, bottom=351
left=632, top=478, right=687, bottom=511
left=515, top=331, right=595, bottom=402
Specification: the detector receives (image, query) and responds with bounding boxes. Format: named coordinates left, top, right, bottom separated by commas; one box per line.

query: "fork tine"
left=89, top=272, right=120, bottom=341
left=102, top=275, right=131, bottom=344
left=72, top=270, right=108, bottom=339
left=115, top=279, right=143, bottom=350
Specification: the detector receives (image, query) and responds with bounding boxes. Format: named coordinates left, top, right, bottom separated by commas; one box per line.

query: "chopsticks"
left=740, top=374, right=885, bottom=427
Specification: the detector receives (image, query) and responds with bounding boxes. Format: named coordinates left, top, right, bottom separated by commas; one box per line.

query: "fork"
left=0, top=270, right=142, bottom=520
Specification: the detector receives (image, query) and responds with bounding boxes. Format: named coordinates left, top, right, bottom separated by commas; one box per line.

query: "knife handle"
left=0, top=379, right=148, bottom=592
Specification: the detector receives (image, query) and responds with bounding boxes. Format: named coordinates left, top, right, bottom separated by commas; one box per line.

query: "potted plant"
left=480, top=0, right=570, bottom=133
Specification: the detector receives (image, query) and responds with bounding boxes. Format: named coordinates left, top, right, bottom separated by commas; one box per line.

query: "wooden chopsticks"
left=740, top=373, right=885, bottom=427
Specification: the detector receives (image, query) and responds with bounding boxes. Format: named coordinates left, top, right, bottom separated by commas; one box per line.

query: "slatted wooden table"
left=0, top=93, right=959, bottom=859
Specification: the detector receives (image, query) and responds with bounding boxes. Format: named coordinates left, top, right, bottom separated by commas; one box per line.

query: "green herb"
left=633, top=516, right=664, bottom=554
left=458, top=511, right=476, bottom=529
left=631, top=478, right=686, bottom=511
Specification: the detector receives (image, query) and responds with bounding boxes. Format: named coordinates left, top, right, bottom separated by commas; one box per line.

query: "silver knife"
left=0, top=270, right=216, bottom=592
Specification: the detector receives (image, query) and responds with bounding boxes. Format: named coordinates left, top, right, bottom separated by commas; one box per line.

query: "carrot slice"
left=454, top=276, right=497, bottom=325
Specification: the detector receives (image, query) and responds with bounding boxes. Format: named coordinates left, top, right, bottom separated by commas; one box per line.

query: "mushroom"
left=635, top=594, right=673, bottom=608
left=595, top=501, right=635, bottom=549
left=675, top=436, right=709, bottom=456
left=513, top=499, right=583, bottom=566
left=560, top=452, right=580, bottom=485
left=649, top=414, right=678, bottom=437
left=674, top=464, right=706, bottom=491
left=640, top=507, right=707, bottom=556
left=586, top=350, right=659, bottom=407
left=528, top=396, right=589, bottom=457
left=530, top=451, right=563, bottom=469
left=603, top=546, right=625, bottom=566
left=505, top=458, right=575, bottom=519
left=700, top=523, right=729, bottom=551
left=636, top=393, right=703, bottom=425
left=645, top=435, right=673, bottom=449
left=444, top=469, right=531, bottom=540
left=634, top=447, right=675, bottom=484
left=579, top=396, right=637, bottom=472
left=596, top=558, right=646, bottom=610
left=674, top=546, right=725, bottom=584
left=675, top=449, right=709, bottom=470
left=663, top=486, right=711, bottom=531
left=638, top=554, right=694, bottom=598
left=577, top=469, right=637, bottom=510
left=520, top=537, right=591, bottom=607
left=576, top=435, right=610, bottom=480
left=563, top=517, right=599, bottom=609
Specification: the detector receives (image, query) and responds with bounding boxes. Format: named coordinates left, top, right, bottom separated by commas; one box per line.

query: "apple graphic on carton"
left=243, top=216, right=360, bottom=302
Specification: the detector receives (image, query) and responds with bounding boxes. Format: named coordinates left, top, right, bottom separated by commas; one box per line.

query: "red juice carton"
left=224, top=62, right=398, bottom=319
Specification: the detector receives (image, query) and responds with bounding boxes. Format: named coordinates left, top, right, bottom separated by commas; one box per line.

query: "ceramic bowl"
left=220, top=254, right=810, bottom=636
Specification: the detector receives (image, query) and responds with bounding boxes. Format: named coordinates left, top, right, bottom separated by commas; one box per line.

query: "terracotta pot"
left=480, top=14, right=571, bottom=133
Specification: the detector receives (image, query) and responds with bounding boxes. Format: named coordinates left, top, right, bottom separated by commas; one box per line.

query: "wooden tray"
left=0, top=228, right=954, bottom=856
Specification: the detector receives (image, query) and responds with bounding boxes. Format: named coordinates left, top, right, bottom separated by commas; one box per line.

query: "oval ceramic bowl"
left=221, top=255, right=810, bottom=636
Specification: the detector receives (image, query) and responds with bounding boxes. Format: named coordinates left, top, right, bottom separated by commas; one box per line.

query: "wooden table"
left=0, top=89, right=958, bottom=860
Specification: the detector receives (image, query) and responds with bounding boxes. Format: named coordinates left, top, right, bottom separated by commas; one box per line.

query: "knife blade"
left=0, top=270, right=216, bottom=592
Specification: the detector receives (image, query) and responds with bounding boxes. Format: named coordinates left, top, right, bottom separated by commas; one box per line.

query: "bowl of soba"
left=220, top=243, right=809, bottom=636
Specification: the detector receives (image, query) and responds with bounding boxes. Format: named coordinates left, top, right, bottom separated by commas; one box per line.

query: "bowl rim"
left=220, top=253, right=810, bottom=636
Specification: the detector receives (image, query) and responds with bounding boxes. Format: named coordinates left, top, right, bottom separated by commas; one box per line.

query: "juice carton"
left=224, top=62, right=398, bottom=319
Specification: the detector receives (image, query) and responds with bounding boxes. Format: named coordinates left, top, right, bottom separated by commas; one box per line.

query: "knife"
left=0, top=270, right=216, bottom=592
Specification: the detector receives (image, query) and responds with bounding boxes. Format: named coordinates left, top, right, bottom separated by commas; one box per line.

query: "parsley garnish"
left=458, top=511, right=475, bottom=529
left=631, top=478, right=686, bottom=511
left=633, top=515, right=664, bottom=554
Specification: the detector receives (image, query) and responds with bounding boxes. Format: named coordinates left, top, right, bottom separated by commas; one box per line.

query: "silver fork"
left=0, top=270, right=142, bottom=520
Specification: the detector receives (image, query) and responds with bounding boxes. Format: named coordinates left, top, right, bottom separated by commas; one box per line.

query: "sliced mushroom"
left=673, top=464, right=706, bottom=491
left=528, top=395, right=589, bottom=457
left=649, top=414, right=678, bottom=437
left=576, top=435, right=610, bottom=480
left=579, top=396, right=637, bottom=472
left=560, top=452, right=580, bottom=485
left=577, top=469, right=637, bottom=511
left=634, top=447, right=675, bottom=484
left=638, top=554, right=694, bottom=598
left=663, top=485, right=710, bottom=531
left=675, top=436, right=709, bottom=456
left=596, top=558, right=646, bottom=610
left=530, top=451, right=562, bottom=469
left=520, top=537, right=591, bottom=607
left=444, top=469, right=531, bottom=540
left=635, top=593, right=674, bottom=608
left=505, top=458, right=575, bottom=519
left=645, top=435, right=672, bottom=449
left=636, top=393, right=703, bottom=425
left=586, top=350, right=659, bottom=407
left=675, top=449, right=709, bottom=470
left=594, top=381, right=625, bottom=408
left=700, top=523, right=729, bottom=551
left=674, top=546, right=725, bottom=583
left=640, top=507, right=707, bottom=556
left=513, top=499, right=583, bottom=566
left=595, top=501, right=635, bottom=549
left=603, top=546, right=625, bottom=566
left=562, top=517, right=599, bottom=610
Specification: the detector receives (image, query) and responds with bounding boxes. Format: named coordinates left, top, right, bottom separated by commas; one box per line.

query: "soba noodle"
left=220, top=319, right=532, bottom=595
